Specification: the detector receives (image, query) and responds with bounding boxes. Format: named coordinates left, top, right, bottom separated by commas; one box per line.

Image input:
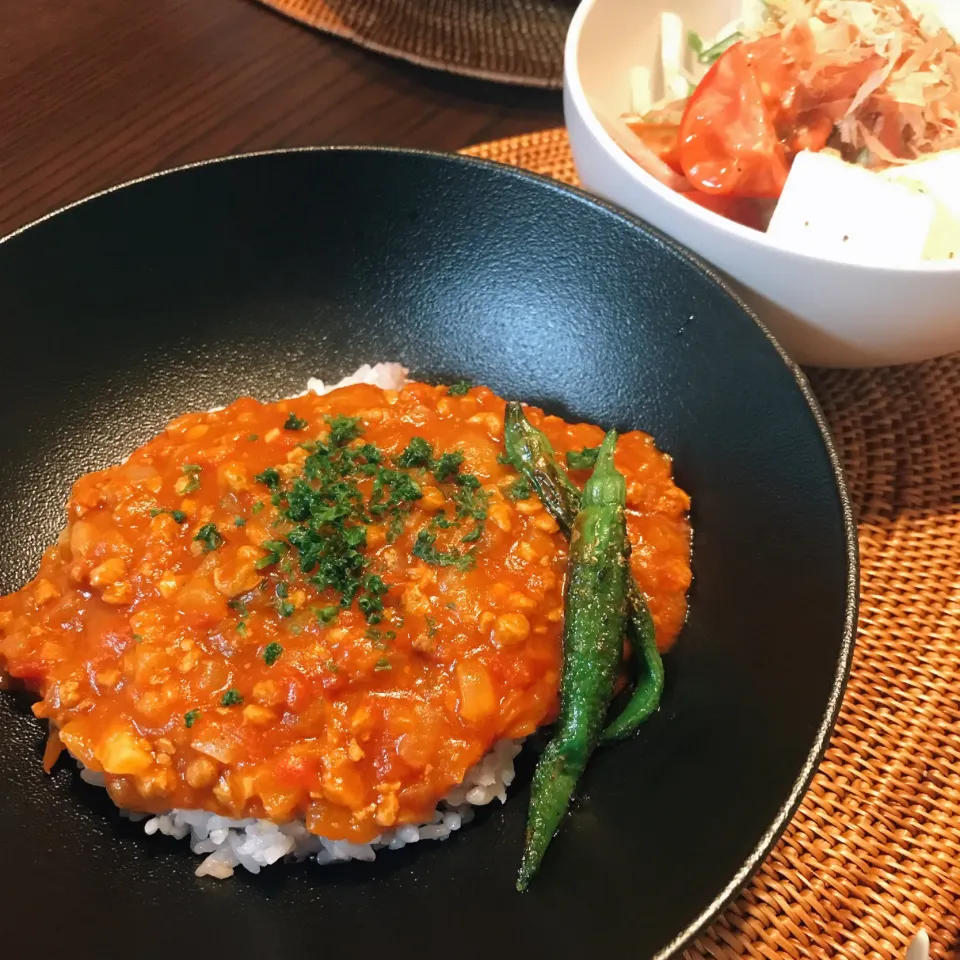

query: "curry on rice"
left=0, top=368, right=691, bottom=873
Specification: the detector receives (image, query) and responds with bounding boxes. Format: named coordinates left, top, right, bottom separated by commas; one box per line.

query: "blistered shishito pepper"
left=516, top=431, right=628, bottom=890
left=504, top=402, right=581, bottom=539
left=503, top=403, right=665, bottom=743
left=603, top=578, right=664, bottom=740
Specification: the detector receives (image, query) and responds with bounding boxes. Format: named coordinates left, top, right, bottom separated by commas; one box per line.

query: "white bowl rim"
left=564, top=0, right=960, bottom=277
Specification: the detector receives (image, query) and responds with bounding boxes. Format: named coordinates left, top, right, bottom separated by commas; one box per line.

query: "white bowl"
left=564, top=0, right=960, bottom=367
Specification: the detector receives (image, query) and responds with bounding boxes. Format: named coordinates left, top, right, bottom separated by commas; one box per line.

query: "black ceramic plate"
left=0, top=149, right=856, bottom=960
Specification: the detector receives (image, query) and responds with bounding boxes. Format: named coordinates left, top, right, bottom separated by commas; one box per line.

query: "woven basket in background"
left=254, top=0, right=576, bottom=87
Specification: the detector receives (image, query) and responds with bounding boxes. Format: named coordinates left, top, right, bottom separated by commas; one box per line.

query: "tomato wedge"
left=741, top=28, right=815, bottom=114
left=678, top=42, right=790, bottom=198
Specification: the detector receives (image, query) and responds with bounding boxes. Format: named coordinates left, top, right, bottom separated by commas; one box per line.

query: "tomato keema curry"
left=0, top=380, right=691, bottom=842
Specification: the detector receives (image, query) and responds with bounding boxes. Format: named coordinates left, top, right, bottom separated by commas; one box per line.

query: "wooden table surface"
left=0, top=0, right=563, bottom=238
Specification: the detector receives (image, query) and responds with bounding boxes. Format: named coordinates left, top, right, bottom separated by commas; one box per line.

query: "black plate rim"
left=0, top=145, right=860, bottom=959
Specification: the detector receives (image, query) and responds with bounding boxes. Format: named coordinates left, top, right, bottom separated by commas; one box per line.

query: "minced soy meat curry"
left=0, top=379, right=691, bottom=841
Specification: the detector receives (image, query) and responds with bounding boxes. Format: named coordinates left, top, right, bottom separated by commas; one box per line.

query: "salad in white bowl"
left=616, top=0, right=960, bottom=266
left=564, top=0, right=960, bottom=365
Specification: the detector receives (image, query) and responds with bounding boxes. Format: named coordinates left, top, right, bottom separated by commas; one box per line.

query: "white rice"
left=80, top=738, right=522, bottom=879
left=78, top=363, right=527, bottom=879
left=303, top=361, right=408, bottom=397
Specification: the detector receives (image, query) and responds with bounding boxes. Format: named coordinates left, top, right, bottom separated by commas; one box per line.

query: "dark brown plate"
left=0, top=148, right=857, bottom=960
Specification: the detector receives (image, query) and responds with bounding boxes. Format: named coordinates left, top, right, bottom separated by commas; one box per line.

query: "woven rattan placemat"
left=463, top=128, right=960, bottom=960
left=254, top=0, right=575, bottom=87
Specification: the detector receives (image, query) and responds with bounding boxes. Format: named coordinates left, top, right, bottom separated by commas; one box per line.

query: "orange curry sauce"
left=0, top=381, right=691, bottom=842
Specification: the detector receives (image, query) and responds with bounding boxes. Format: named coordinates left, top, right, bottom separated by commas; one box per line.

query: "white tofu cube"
left=766, top=150, right=935, bottom=266
left=880, top=150, right=960, bottom=261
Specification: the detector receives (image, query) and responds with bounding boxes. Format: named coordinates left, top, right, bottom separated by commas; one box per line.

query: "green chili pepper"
left=504, top=402, right=580, bottom=539
left=517, top=431, right=628, bottom=890
left=503, top=403, right=665, bottom=741
left=603, top=579, right=664, bottom=740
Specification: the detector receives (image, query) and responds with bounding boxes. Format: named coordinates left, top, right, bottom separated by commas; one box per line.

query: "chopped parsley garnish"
left=273, top=586, right=294, bottom=617
left=386, top=472, right=422, bottom=506
left=284, top=412, right=308, bottom=431
left=236, top=622, right=248, bottom=636
left=386, top=510, right=409, bottom=543
left=356, top=444, right=382, bottom=464
left=181, top=463, right=202, bottom=494
left=234, top=516, right=246, bottom=527
left=184, top=709, right=200, bottom=728
left=357, top=573, right=387, bottom=624
left=374, top=657, right=393, bottom=671
left=496, top=453, right=512, bottom=465
left=326, top=659, right=340, bottom=674
left=235, top=416, right=482, bottom=626
left=396, top=436, right=433, bottom=468
left=228, top=598, right=248, bottom=617
left=426, top=616, right=438, bottom=638
left=326, top=414, right=362, bottom=446
left=256, top=539, right=289, bottom=569
left=252, top=501, right=265, bottom=514
left=505, top=477, right=532, bottom=501
left=150, top=508, right=188, bottom=523
left=248, top=433, right=259, bottom=441
left=132, top=634, right=143, bottom=644
left=315, top=605, right=339, bottom=625
left=451, top=473, right=489, bottom=543
left=412, top=529, right=475, bottom=571
left=194, top=523, right=224, bottom=552
left=263, top=641, right=283, bottom=666
left=220, top=689, right=243, bottom=707
left=566, top=446, right=601, bottom=470
left=255, top=467, right=281, bottom=489
left=447, top=380, right=471, bottom=395
left=432, top=451, right=464, bottom=483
